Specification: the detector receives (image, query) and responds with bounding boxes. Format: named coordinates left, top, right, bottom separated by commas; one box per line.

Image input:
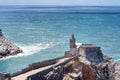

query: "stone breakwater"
left=0, top=29, right=23, bottom=58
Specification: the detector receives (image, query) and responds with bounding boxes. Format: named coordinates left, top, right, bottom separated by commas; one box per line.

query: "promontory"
left=0, top=29, right=23, bottom=58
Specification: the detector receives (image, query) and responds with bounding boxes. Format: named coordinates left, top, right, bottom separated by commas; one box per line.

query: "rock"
left=0, top=55, right=2, bottom=58
left=78, top=54, right=120, bottom=80
left=0, top=29, right=23, bottom=58
left=63, top=34, right=120, bottom=80
left=62, top=55, right=120, bottom=80
left=62, top=58, right=95, bottom=80
left=11, top=34, right=119, bottom=80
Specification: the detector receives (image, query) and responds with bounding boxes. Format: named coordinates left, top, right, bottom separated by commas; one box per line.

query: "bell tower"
left=0, top=29, right=3, bottom=36
left=69, top=34, right=78, bottom=56
left=70, top=34, right=76, bottom=48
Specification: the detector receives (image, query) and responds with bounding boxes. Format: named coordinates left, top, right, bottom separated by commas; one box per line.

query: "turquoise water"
left=0, top=6, right=120, bottom=73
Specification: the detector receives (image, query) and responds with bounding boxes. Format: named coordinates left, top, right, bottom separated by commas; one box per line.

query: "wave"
left=115, top=59, right=120, bottom=62
left=0, top=42, right=53, bottom=60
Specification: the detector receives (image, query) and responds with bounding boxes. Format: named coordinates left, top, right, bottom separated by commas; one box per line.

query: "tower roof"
left=70, top=34, right=75, bottom=41
left=0, top=29, right=3, bottom=36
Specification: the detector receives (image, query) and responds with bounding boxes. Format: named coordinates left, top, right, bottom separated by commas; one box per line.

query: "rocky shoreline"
left=37, top=34, right=120, bottom=80
left=39, top=55, right=120, bottom=80
left=0, top=29, right=23, bottom=58
left=0, top=34, right=120, bottom=80
left=64, top=55, right=120, bottom=80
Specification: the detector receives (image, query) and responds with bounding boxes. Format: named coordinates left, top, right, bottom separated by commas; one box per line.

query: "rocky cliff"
left=2, top=34, right=118, bottom=80
left=0, top=29, right=23, bottom=58
left=41, top=55, right=120, bottom=80
left=77, top=54, right=120, bottom=80
left=41, top=34, right=120, bottom=80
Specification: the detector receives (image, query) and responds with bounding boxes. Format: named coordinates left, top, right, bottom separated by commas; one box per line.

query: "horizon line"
left=0, top=5, right=120, bottom=7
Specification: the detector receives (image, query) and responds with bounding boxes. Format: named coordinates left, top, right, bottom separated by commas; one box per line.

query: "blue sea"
left=0, top=6, right=120, bottom=73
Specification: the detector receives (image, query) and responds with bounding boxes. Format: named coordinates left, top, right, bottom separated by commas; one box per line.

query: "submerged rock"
left=0, top=29, right=23, bottom=58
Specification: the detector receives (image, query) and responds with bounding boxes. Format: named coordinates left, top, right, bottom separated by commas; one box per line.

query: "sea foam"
left=115, top=59, right=120, bottom=62
left=0, top=42, right=53, bottom=60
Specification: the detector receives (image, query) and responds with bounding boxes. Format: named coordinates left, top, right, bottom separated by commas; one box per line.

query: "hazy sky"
left=0, top=0, right=120, bottom=6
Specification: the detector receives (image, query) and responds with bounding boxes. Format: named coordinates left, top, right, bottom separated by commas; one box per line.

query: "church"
left=65, top=34, right=103, bottom=62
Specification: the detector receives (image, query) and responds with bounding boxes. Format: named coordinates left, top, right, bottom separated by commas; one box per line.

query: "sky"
left=0, top=0, right=120, bottom=6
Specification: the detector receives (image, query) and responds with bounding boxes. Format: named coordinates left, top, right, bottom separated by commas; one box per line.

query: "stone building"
left=65, top=34, right=103, bottom=62
left=78, top=44, right=103, bottom=62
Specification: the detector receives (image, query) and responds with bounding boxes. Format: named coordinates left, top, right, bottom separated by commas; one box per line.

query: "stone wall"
left=26, top=57, right=73, bottom=80
left=27, top=67, right=53, bottom=80
left=0, top=72, right=11, bottom=80
left=11, top=57, right=64, bottom=77
left=65, top=51, right=70, bottom=57
left=79, top=47, right=103, bottom=62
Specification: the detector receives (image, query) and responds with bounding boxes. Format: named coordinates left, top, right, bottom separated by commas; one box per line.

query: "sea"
left=0, top=6, right=120, bottom=74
